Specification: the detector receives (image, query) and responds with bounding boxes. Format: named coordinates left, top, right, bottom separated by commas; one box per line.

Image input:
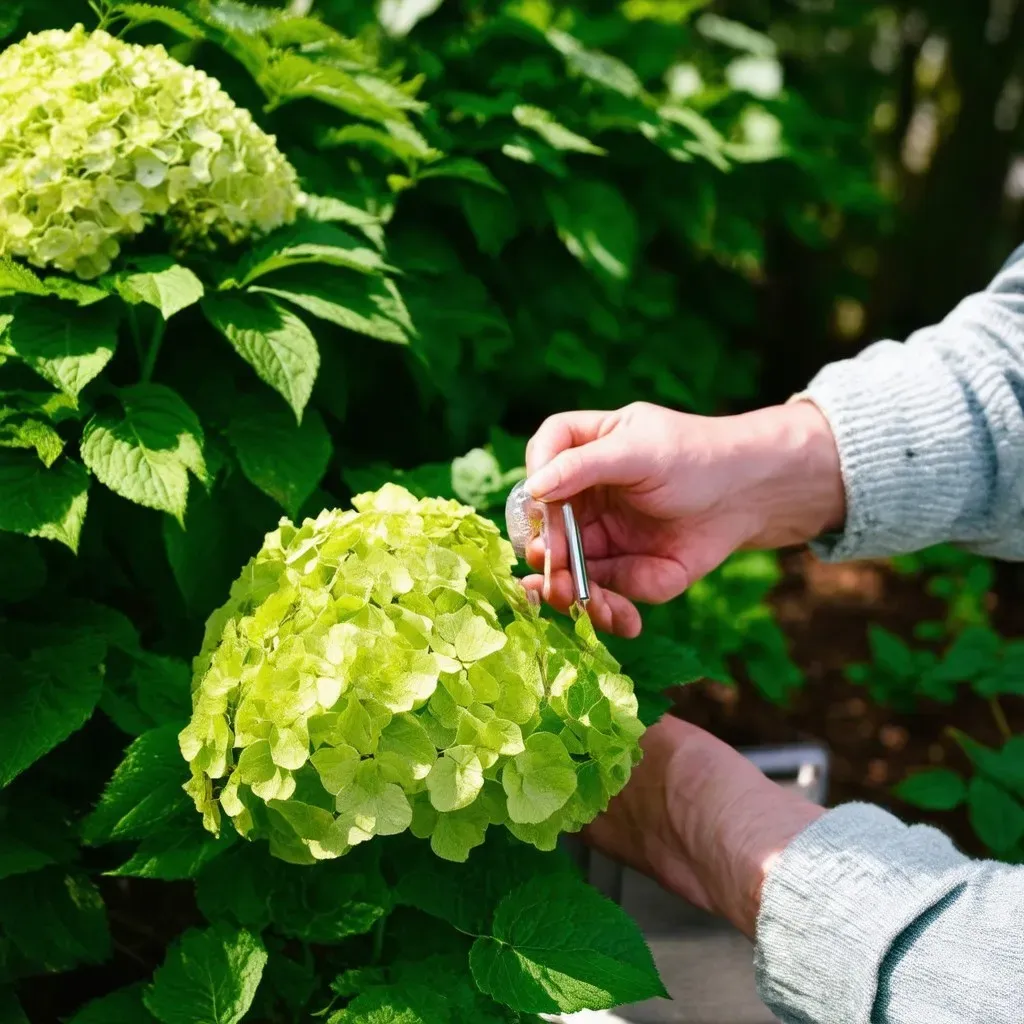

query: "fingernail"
left=525, top=466, right=554, bottom=499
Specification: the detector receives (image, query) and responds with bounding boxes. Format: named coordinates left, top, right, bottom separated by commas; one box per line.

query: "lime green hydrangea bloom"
left=180, top=484, right=645, bottom=864
left=0, top=25, right=300, bottom=279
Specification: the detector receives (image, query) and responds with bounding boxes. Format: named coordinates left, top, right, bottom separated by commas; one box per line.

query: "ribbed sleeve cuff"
left=754, top=803, right=972, bottom=1024
left=797, top=339, right=984, bottom=562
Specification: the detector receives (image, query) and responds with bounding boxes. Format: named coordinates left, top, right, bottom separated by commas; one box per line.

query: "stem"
left=370, top=915, right=386, bottom=964
left=141, top=317, right=167, bottom=384
left=127, top=304, right=144, bottom=369
left=990, top=697, right=1013, bottom=742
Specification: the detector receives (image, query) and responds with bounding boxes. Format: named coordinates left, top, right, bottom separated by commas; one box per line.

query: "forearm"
left=799, top=257, right=1024, bottom=562
left=755, top=804, right=1024, bottom=1024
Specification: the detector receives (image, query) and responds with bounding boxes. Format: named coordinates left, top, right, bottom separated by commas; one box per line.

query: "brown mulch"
left=671, top=551, right=1024, bottom=858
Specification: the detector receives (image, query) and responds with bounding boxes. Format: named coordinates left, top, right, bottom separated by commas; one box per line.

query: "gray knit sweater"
left=754, top=252, right=1024, bottom=1023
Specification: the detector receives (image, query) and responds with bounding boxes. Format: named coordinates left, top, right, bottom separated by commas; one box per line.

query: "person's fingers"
left=525, top=410, right=610, bottom=477
left=521, top=572, right=642, bottom=637
left=526, top=434, right=645, bottom=503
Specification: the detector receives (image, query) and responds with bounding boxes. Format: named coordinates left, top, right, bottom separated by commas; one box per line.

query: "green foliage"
left=0, top=0, right=843, bottom=1018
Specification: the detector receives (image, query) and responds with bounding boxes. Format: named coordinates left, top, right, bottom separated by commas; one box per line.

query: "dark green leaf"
left=202, top=291, right=320, bottom=421
left=0, top=534, right=45, bottom=604
left=66, top=984, right=157, bottom=1024
left=546, top=181, right=638, bottom=284
left=893, top=769, right=967, bottom=811
left=0, top=452, right=89, bottom=551
left=0, top=632, right=105, bottom=787
left=469, top=875, right=666, bottom=1013
left=5, top=300, right=119, bottom=398
left=0, top=868, right=110, bottom=973
left=81, top=383, right=207, bottom=525
left=228, top=398, right=332, bottom=517
left=145, top=924, right=267, bottom=1024
left=236, top=223, right=388, bottom=286
left=967, top=776, right=1024, bottom=854
left=82, top=724, right=192, bottom=844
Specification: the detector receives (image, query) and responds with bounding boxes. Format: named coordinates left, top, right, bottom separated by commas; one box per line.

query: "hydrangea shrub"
left=0, top=25, right=300, bottom=278
left=182, top=484, right=645, bottom=864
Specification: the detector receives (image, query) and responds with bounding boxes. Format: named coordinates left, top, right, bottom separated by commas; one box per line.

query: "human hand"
left=584, top=715, right=823, bottom=938
left=522, top=400, right=844, bottom=636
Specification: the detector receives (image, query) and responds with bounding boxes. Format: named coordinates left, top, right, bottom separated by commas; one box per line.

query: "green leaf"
left=228, top=399, right=332, bottom=518
left=327, top=983, right=448, bottom=1024
left=0, top=258, right=46, bottom=296
left=546, top=29, right=643, bottom=97
left=893, top=769, right=967, bottom=811
left=252, top=270, right=413, bottom=346
left=543, top=330, right=604, bottom=387
left=0, top=414, right=63, bottom=467
left=82, top=725, right=192, bottom=844
left=111, top=3, right=205, bottom=38
left=318, top=122, right=438, bottom=168
left=113, top=257, right=205, bottom=319
left=5, top=300, right=119, bottom=398
left=202, top=291, right=320, bottom=420
left=512, top=106, right=605, bottom=155
left=418, top=158, right=505, bottom=193
left=144, top=924, right=268, bottom=1024
left=0, top=868, right=110, bottom=973
left=967, top=776, right=1024, bottom=853
left=395, top=830, right=576, bottom=935
left=101, top=651, right=192, bottom=737
left=163, top=484, right=235, bottom=618
left=109, top=827, right=235, bottom=881
left=0, top=632, right=105, bottom=787
left=0, top=791, right=76, bottom=880
left=469, top=875, right=666, bottom=1013
left=546, top=181, right=638, bottom=284
left=868, top=625, right=916, bottom=678
left=81, top=384, right=207, bottom=524
left=0, top=451, right=89, bottom=551
left=378, top=0, right=446, bottom=37
left=0, top=2, right=22, bottom=41
left=235, top=223, right=387, bottom=286
left=66, top=984, right=157, bottom=1024
left=198, top=843, right=391, bottom=943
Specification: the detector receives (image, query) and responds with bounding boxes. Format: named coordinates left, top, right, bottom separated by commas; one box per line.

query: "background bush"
left=5, top=0, right=1024, bottom=1020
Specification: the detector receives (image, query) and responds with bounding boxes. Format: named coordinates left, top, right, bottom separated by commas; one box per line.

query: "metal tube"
left=562, top=502, right=590, bottom=607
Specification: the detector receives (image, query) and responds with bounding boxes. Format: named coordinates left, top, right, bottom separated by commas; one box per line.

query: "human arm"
left=601, top=716, right=1024, bottom=1024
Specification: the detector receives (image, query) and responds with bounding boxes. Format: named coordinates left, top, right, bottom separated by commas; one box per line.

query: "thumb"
left=525, top=435, right=637, bottom=501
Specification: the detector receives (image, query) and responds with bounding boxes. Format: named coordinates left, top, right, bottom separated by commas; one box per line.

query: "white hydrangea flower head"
left=0, top=25, right=301, bottom=279
left=180, top=485, right=646, bottom=865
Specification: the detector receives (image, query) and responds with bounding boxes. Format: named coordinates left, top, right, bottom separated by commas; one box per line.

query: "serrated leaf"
left=547, top=29, right=643, bottom=97
left=470, top=875, right=665, bottom=1013
left=327, top=983, right=448, bottom=1024
left=82, top=724, right=192, bottom=844
left=0, top=632, right=104, bottom=787
left=259, top=52, right=414, bottom=122
left=66, top=983, right=157, bottom=1024
left=144, top=924, right=267, bottom=1024
left=0, top=415, right=63, bottom=467
left=112, top=3, right=205, bottom=38
left=5, top=300, right=119, bottom=397
left=512, top=106, right=605, bottom=155
left=893, top=769, right=967, bottom=811
left=418, top=157, right=505, bottom=193
left=0, top=868, right=110, bottom=973
left=114, top=257, right=205, bottom=319
left=0, top=451, right=88, bottom=551
left=236, top=223, right=387, bottom=286
left=395, top=830, right=576, bottom=935
left=101, top=651, right=192, bottom=736
left=967, top=776, right=1024, bottom=853
left=546, top=181, right=637, bottom=283
left=252, top=269, right=413, bottom=345
left=109, top=826, right=235, bottom=881
left=202, top=291, right=319, bottom=420
left=318, top=121, right=438, bottom=167
left=0, top=258, right=46, bottom=296
left=301, top=194, right=385, bottom=245
left=228, top=399, right=331, bottom=518
left=81, top=384, right=206, bottom=524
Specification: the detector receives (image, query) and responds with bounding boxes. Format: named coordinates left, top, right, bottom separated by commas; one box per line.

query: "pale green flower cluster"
left=181, top=484, right=645, bottom=864
left=0, top=26, right=300, bottom=279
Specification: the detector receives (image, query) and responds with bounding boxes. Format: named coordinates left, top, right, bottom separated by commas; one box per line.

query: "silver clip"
left=562, top=502, right=590, bottom=608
